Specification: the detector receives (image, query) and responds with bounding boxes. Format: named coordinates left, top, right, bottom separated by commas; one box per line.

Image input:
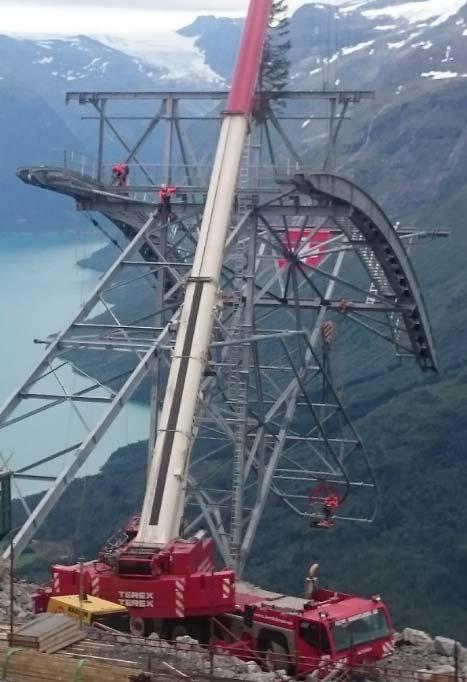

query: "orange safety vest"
left=158, top=186, right=177, bottom=201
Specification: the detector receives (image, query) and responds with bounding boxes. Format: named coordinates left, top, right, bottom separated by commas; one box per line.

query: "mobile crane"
left=32, top=0, right=394, bottom=672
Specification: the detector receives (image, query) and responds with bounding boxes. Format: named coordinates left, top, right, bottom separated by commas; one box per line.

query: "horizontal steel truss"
left=66, top=90, right=375, bottom=103
left=59, top=89, right=375, bottom=191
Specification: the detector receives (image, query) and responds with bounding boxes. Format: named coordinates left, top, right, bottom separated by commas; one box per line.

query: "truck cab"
left=296, top=593, right=394, bottom=673
left=219, top=582, right=394, bottom=675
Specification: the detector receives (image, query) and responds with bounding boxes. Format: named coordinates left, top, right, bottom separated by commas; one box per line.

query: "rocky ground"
left=0, top=577, right=466, bottom=682
left=84, top=631, right=286, bottom=682
left=384, top=629, right=467, bottom=682
left=80, top=628, right=467, bottom=682
left=0, top=575, right=35, bottom=624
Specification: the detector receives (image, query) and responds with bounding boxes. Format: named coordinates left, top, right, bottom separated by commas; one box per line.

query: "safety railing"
left=62, top=150, right=100, bottom=179
left=84, top=627, right=465, bottom=682
left=60, top=152, right=308, bottom=192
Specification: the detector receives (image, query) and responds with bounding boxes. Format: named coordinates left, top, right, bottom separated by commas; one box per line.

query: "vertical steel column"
left=325, top=97, right=337, bottom=172
left=97, top=98, right=106, bottom=182
left=230, top=214, right=258, bottom=572
left=164, top=97, right=175, bottom=185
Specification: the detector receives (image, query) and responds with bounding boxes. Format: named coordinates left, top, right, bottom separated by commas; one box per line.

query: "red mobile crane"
left=32, top=0, right=394, bottom=672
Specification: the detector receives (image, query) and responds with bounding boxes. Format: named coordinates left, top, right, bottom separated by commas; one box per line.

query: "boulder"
left=434, top=637, right=462, bottom=658
left=431, top=664, right=455, bottom=682
left=212, top=667, right=237, bottom=679
left=416, top=669, right=433, bottom=682
left=176, top=634, right=200, bottom=646
left=401, top=628, right=433, bottom=647
left=245, top=661, right=262, bottom=674
left=245, top=673, right=275, bottom=682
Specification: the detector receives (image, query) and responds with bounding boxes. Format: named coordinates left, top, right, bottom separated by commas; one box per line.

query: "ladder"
left=228, top=138, right=252, bottom=568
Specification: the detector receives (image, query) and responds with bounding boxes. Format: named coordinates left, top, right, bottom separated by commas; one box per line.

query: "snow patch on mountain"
left=341, top=40, right=375, bottom=55
left=411, top=40, right=433, bottom=49
left=341, top=1, right=371, bottom=14
left=388, top=39, right=407, bottom=48
left=97, top=31, right=225, bottom=84
left=361, top=0, right=467, bottom=27
left=421, top=70, right=459, bottom=79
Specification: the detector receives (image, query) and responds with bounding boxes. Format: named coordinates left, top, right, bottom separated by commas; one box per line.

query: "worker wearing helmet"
left=311, top=493, right=340, bottom=530
left=111, top=163, right=129, bottom=188
left=158, top=183, right=177, bottom=222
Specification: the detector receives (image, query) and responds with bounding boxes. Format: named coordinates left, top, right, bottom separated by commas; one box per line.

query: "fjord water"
left=0, top=231, right=150, bottom=493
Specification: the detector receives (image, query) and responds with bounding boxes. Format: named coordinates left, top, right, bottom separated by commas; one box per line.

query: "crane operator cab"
left=297, top=603, right=393, bottom=669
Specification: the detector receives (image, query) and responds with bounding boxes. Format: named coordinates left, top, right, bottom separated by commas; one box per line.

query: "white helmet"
left=161, top=183, right=167, bottom=190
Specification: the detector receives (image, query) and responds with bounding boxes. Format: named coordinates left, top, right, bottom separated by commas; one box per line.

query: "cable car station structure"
left=0, top=85, right=443, bottom=574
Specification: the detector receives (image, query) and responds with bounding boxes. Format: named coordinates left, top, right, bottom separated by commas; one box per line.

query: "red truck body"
left=32, top=528, right=394, bottom=673
left=221, top=582, right=394, bottom=674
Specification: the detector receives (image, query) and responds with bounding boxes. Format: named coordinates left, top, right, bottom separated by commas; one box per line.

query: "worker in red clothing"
left=158, top=183, right=177, bottom=221
left=310, top=493, right=340, bottom=530
left=111, top=163, right=129, bottom=188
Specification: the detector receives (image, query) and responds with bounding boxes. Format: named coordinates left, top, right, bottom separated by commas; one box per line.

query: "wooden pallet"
left=8, top=614, right=86, bottom=654
left=0, top=646, right=142, bottom=682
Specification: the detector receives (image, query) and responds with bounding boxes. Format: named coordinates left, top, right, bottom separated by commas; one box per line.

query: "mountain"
left=178, top=16, right=243, bottom=80
left=0, top=82, right=84, bottom=232
left=97, top=31, right=225, bottom=86
left=0, top=31, right=223, bottom=232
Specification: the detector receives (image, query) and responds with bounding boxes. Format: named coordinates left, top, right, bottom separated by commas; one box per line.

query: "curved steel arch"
left=292, top=172, right=438, bottom=372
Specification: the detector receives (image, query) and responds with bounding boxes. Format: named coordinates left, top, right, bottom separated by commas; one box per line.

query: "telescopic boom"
left=135, top=0, right=273, bottom=547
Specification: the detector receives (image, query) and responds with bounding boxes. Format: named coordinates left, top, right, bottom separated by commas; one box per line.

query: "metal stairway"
left=334, top=215, right=410, bottom=354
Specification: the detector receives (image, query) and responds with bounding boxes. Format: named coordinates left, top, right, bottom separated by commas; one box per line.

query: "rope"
left=86, top=213, right=123, bottom=252
left=2, top=648, right=21, bottom=680
left=73, top=658, right=87, bottom=682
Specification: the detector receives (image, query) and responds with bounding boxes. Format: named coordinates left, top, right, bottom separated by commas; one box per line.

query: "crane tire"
left=257, top=633, right=292, bottom=673
left=129, top=616, right=152, bottom=638
left=264, top=641, right=289, bottom=672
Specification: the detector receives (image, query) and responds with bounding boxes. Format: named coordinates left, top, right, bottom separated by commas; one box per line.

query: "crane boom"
left=135, top=0, right=273, bottom=547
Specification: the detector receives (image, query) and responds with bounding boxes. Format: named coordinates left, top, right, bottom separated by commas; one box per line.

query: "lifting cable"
left=86, top=213, right=123, bottom=253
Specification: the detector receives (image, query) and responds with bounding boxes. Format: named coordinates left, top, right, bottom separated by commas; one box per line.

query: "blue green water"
left=0, top=231, right=150, bottom=494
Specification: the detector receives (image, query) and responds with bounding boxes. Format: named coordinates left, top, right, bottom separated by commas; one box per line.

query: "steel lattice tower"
left=0, top=89, right=445, bottom=572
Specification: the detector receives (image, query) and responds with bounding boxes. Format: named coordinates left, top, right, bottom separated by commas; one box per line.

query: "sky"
left=1, top=0, right=311, bottom=35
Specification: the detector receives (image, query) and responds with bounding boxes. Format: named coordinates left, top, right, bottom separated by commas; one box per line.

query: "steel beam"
left=66, top=90, right=375, bottom=103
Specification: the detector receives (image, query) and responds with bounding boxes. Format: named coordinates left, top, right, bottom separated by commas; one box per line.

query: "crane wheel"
left=161, top=619, right=189, bottom=641
left=258, top=634, right=291, bottom=673
left=264, top=642, right=289, bottom=672
left=161, top=617, right=209, bottom=643
left=171, top=623, right=190, bottom=640
left=129, top=616, right=152, bottom=638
